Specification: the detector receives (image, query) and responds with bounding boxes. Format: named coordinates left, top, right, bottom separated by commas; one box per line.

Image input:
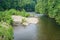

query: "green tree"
left=0, top=0, right=36, bottom=11
left=35, top=0, right=48, bottom=14
left=35, top=0, right=60, bottom=24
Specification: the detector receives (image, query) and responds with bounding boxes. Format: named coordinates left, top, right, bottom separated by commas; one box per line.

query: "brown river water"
left=13, top=13, right=60, bottom=40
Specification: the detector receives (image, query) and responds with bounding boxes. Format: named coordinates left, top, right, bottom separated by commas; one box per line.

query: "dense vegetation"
left=0, top=0, right=35, bottom=40
left=0, top=22, right=13, bottom=40
left=0, top=9, right=30, bottom=24
left=0, top=0, right=60, bottom=39
left=35, top=0, right=60, bottom=24
left=0, top=0, right=36, bottom=11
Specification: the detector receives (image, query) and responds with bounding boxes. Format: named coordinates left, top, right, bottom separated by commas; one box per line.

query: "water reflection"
left=14, top=24, right=37, bottom=40
left=14, top=15, right=60, bottom=40
left=37, top=16, right=60, bottom=40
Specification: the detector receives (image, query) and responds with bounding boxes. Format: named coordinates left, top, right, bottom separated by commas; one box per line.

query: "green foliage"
left=0, top=9, right=30, bottom=24
left=7, top=9, right=30, bottom=17
left=20, top=9, right=30, bottom=17
left=35, top=0, right=60, bottom=24
left=7, top=9, right=17, bottom=15
left=0, top=11, right=13, bottom=24
left=0, top=0, right=36, bottom=11
left=0, top=22, right=13, bottom=40
left=24, top=0, right=36, bottom=11
left=35, top=0, right=48, bottom=14
left=0, top=8, right=30, bottom=40
left=48, top=0, right=60, bottom=24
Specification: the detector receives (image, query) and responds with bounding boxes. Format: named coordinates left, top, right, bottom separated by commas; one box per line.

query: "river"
left=14, top=12, right=60, bottom=40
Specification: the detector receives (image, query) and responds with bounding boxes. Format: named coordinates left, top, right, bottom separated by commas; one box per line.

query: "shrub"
left=35, top=0, right=60, bottom=24
left=48, top=0, right=60, bottom=24
left=0, top=22, right=13, bottom=40
left=20, top=9, right=30, bottom=17
left=7, top=9, right=30, bottom=17
left=0, top=11, right=13, bottom=25
left=7, top=9, right=17, bottom=15
left=35, top=0, right=48, bottom=14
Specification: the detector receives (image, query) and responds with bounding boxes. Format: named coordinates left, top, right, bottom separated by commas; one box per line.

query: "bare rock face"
left=26, top=18, right=39, bottom=24
left=12, top=15, right=26, bottom=25
left=12, top=15, right=39, bottom=26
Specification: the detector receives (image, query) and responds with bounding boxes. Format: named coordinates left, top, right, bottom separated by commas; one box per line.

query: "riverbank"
left=13, top=13, right=60, bottom=40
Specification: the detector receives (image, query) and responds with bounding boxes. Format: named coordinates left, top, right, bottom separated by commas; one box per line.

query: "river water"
left=14, top=13, right=60, bottom=40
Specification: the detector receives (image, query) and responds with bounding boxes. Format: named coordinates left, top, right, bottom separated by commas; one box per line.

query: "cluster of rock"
left=12, top=15, right=39, bottom=26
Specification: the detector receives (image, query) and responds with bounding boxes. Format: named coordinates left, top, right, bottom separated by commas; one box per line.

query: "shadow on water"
left=37, top=15, right=60, bottom=40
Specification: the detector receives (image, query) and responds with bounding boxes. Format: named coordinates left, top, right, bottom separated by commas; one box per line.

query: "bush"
left=7, top=9, right=17, bottom=15
left=35, top=0, right=60, bottom=24
left=35, top=0, right=48, bottom=14
left=20, top=9, right=30, bottom=17
left=7, top=9, right=30, bottom=17
left=48, top=0, right=60, bottom=24
left=0, top=9, right=30, bottom=25
left=0, top=11, right=13, bottom=24
left=0, top=22, right=13, bottom=40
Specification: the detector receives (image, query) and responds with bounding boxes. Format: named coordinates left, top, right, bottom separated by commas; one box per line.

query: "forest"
left=0, top=0, right=60, bottom=24
left=0, top=0, right=60, bottom=40
left=35, top=0, right=60, bottom=24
